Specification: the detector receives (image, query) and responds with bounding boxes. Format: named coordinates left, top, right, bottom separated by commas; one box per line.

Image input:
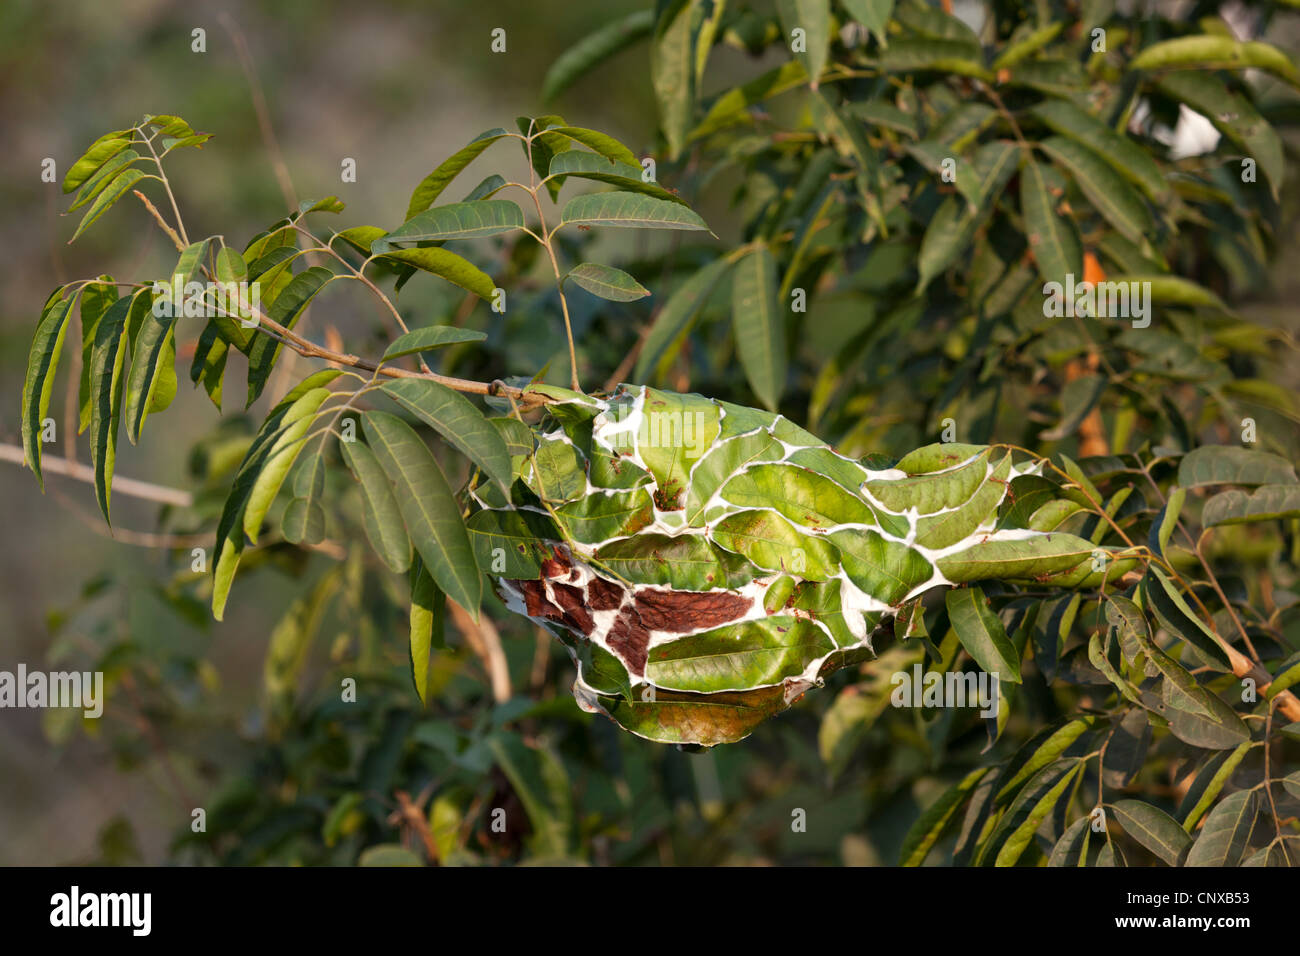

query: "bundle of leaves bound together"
left=469, top=384, right=1137, bottom=745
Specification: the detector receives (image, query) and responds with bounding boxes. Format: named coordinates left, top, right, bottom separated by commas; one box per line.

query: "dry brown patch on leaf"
left=632, top=587, right=753, bottom=632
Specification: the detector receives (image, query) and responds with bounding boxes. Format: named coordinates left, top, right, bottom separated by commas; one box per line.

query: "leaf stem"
left=524, top=123, right=582, bottom=392
left=139, top=128, right=190, bottom=247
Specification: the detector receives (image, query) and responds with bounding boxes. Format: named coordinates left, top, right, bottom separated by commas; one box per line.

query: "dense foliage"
left=20, top=0, right=1300, bottom=866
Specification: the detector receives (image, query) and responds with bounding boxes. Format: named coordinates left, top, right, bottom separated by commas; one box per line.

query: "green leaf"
left=142, top=114, right=196, bottom=137
left=281, top=497, right=325, bottom=545
left=88, top=293, right=140, bottom=523
left=645, top=616, right=834, bottom=693
left=916, top=140, right=1019, bottom=291
left=1089, top=630, right=1143, bottom=704
left=893, top=2, right=979, bottom=45
left=546, top=150, right=685, bottom=204
left=523, top=438, right=587, bottom=502
left=711, top=509, right=841, bottom=580
left=1143, top=567, right=1231, bottom=671
left=62, top=129, right=132, bottom=193
left=810, top=91, right=882, bottom=200
left=1161, top=678, right=1252, bottom=750
left=358, top=844, right=423, bottom=867
left=246, top=266, right=335, bottom=406
left=1111, top=799, right=1191, bottom=866
left=1177, top=742, right=1253, bottom=830
left=1130, top=35, right=1300, bottom=86
left=602, top=683, right=788, bottom=746
left=848, top=99, right=918, bottom=137
left=190, top=323, right=229, bottom=410
left=1020, top=157, right=1082, bottom=286
left=243, top=219, right=295, bottom=263
left=211, top=379, right=337, bottom=619
left=1148, top=486, right=1185, bottom=557
left=988, top=759, right=1082, bottom=866
left=992, top=22, right=1064, bottom=70
left=1178, top=445, right=1297, bottom=488
left=635, top=255, right=732, bottom=381
left=242, top=392, right=329, bottom=545
left=1036, top=136, right=1152, bottom=242
left=488, top=417, right=535, bottom=458
left=68, top=148, right=141, bottom=212
left=1102, top=708, right=1151, bottom=789
left=1284, top=772, right=1300, bottom=800
left=946, top=586, right=1022, bottom=683
left=159, top=133, right=213, bottom=154
left=652, top=0, right=699, bottom=159
left=373, top=248, right=496, bottom=299
left=776, top=0, right=831, bottom=89
left=694, top=0, right=725, bottom=82
left=899, top=767, right=989, bottom=866
left=543, top=126, right=637, bottom=167
left=724, top=462, right=870, bottom=528
left=21, top=289, right=78, bottom=490
left=405, top=129, right=510, bottom=220
left=841, top=0, right=894, bottom=47
left=461, top=175, right=507, bottom=202
left=341, top=439, right=412, bottom=574
left=564, top=262, right=649, bottom=302
left=1048, top=816, right=1092, bottom=867
left=331, top=225, right=387, bottom=257
left=1130, top=274, right=1227, bottom=310
left=880, top=38, right=991, bottom=79
left=361, top=411, right=482, bottom=617
left=542, top=9, right=655, bottom=102
left=1005, top=58, right=1087, bottom=95
left=936, top=532, right=1103, bottom=583
left=690, top=60, right=809, bottom=142
left=408, top=558, right=442, bottom=704
left=1031, top=100, right=1168, bottom=202
left=381, top=326, right=487, bottom=362
left=559, top=191, right=708, bottom=231
left=172, top=237, right=211, bottom=288
left=555, top=489, right=654, bottom=545
left=292, top=449, right=325, bottom=502
left=297, top=196, right=343, bottom=217
left=1266, top=651, right=1300, bottom=701
left=731, top=245, right=785, bottom=411
left=595, top=533, right=752, bottom=590
left=377, top=200, right=525, bottom=252
left=69, top=167, right=148, bottom=242
left=1185, top=790, right=1258, bottom=867
left=1137, top=628, right=1249, bottom=749
left=466, top=507, right=561, bottom=579
left=831, top=529, right=933, bottom=604
left=1204, top=484, right=1300, bottom=526
left=215, top=244, right=247, bottom=284
left=997, top=717, right=1101, bottom=803
left=380, top=378, right=512, bottom=489
left=122, top=293, right=175, bottom=444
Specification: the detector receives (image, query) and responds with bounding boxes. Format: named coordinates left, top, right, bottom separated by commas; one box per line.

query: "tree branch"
left=0, top=442, right=193, bottom=507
